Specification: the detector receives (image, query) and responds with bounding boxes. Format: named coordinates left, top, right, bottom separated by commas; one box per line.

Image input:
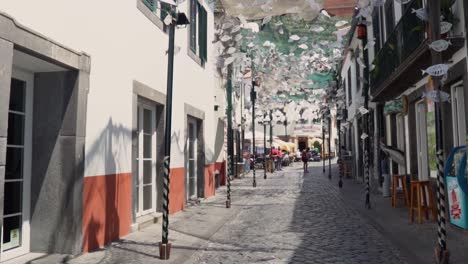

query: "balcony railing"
left=370, top=0, right=425, bottom=95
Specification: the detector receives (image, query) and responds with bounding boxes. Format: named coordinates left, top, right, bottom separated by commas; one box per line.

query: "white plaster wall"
left=0, top=0, right=217, bottom=176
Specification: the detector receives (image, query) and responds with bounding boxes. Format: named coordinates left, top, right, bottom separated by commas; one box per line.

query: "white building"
left=0, top=0, right=224, bottom=260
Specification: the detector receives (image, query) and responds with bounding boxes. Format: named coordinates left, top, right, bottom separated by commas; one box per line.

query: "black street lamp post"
left=251, top=77, right=258, bottom=188
left=357, top=18, right=371, bottom=210
left=322, top=113, right=326, bottom=174
left=263, top=114, right=267, bottom=179
left=159, top=7, right=189, bottom=260
left=226, top=65, right=233, bottom=208
left=427, top=0, right=448, bottom=262
left=328, top=115, right=332, bottom=180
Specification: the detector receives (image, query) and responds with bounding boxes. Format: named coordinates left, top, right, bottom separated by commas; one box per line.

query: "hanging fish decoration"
left=222, top=22, right=233, bottom=30
left=163, top=15, right=173, bottom=26
left=412, top=8, right=428, bottom=21
left=357, top=57, right=366, bottom=68
left=364, top=39, right=375, bottom=50
left=231, top=25, right=241, bottom=33
left=428, top=39, right=451, bottom=52
left=335, top=20, right=349, bottom=27
left=263, top=41, right=272, bottom=47
left=289, top=35, right=301, bottom=41
left=224, top=56, right=235, bottom=66
left=440, top=21, right=453, bottom=34
left=221, top=35, right=232, bottom=42
left=422, top=90, right=450, bottom=103
left=262, top=15, right=272, bottom=25
left=298, top=44, right=309, bottom=50
left=310, top=25, right=325, bottom=33
left=421, top=64, right=449, bottom=76
left=358, top=106, right=369, bottom=115
left=227, top=47, right=236, bottom=54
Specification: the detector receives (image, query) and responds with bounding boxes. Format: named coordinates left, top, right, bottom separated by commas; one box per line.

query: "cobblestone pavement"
left=187, top=162, right=408, bottom=264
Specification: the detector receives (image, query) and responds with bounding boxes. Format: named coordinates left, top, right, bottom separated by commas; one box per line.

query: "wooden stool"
left=392, top=175, right=409, bottom=208
left=343, top=162, right=351, bottom=178
left=410, top=180, right=437, bottom=224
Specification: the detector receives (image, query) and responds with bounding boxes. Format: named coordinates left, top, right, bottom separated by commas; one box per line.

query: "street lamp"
left=322, top=112, right=326, bottom=174
left=160, top=7, right=190, bottom=260
left=226, top=65, right=234, bottom=209
left=262, top=113, right=271, bottom=179
left=328, top=113, right=332, bottom=180
left=357, top=18, right=371, bottom=210
left=251, top=76, right=260, bottom=188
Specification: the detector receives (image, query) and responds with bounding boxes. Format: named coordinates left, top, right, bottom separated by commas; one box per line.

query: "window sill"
left=137, top=0, right=166, bottom=33
left=187, top=48, right=205, bottom=68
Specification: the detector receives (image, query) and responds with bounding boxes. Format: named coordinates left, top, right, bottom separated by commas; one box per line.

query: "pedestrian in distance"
left=302, top=149, right=309, bottom=173
left=270, top=147, right=278, bottom=172
left=276, top=147, right=283, bottom=171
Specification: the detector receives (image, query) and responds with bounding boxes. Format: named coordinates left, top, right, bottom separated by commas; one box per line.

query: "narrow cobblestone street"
left=187, top=162, right=407, bottom=264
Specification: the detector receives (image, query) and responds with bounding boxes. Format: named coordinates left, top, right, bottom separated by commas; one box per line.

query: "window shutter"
left=198, top=4, right=208, bottom=64
left=160, top=2, right=171, bottom=21
left=143, top=0, right=156, bottom=12
left=385, top=0, right=395, bottom=40
left=160, top=2, right=171, bottom=32
left=372, top=7, right=381, bottom=54
left=190, top=0, right=197, bottom=52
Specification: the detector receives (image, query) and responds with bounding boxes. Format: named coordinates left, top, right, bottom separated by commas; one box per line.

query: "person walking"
left=277, top=147, right=283, bottom=171
left=270, top=146, right=278, bottom=172
left=302, top=149, right=309, bottom=173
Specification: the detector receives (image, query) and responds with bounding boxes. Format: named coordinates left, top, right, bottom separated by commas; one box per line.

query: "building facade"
left=340, top=0, right=467, bottom=193
left=0, top=0, right=224, bottom=260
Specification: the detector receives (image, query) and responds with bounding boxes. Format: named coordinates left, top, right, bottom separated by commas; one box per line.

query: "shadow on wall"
left=206, top=118, right=225, bottom=165
left=83, top=118, right=132, bottom=252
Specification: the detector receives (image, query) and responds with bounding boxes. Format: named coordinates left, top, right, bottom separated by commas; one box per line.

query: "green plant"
left=313, top=141, right=321, bottom=153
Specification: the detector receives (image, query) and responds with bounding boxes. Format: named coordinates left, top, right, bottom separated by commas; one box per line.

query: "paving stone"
left=187, top=163, right=407, bottom=264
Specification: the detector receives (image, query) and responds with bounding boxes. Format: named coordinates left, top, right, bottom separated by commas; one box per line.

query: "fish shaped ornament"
left=163, top=14, right=173, bottom=26
left=335, top=20, right=349, bottom=27
left=357, top=57, right=366, bottom=68
left=361, top=133, right=369, bottom=140
left=422, top=90, right=450, bottom=103
left=440, top=21, right=453, bottom=34
left=364, top=39, right=376, bottom=50
left=412, top=8, right=428, bottom=21
left=358, top=106, right=370, bottom=115
left=262, top=15, right=272, bottom=25
left=421, top=64, right=449, bottom=76
left=224, top=56, right=235, bottom=66
left=298, top=44, right=309, bottom=50
left=231, top=25, right=241, bottom=33
left=429, top=39, right=451, bottom=52
left=289, top=35, right=301, bottom=41
left=310, top=25, right=325, bottom=33
left=221, top=35, right=232, bottom=42
left=227, top=47, right=236, bottom=54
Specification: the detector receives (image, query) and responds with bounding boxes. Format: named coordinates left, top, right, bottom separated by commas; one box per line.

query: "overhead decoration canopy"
left=214, top=0, right=357, bottom=125
left=219, top=0, right=323, bottom=21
